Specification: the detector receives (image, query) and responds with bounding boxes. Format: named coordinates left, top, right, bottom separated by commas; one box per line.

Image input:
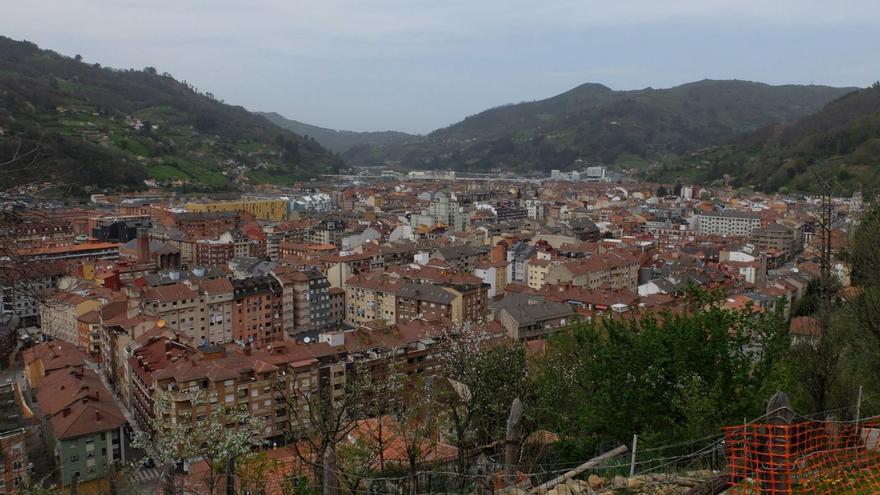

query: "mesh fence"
left=723, top=419, right=880, bottom=494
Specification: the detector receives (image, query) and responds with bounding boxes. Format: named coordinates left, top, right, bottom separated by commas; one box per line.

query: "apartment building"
left=696, top=211, right=762, bottom=237
left=38, top=291, right=103, bottom=346
left=441, top=283, right=490, bottom=324
left=490, top=293, right=577, bottom=341
left=345, top=275, right=404, bottom=326
left=272, top=268, right=333, bottom=336
left=750, top=222, right=805, bottom=262
left=22, top=340, right=87, bottom=389
left=431, top=245, right=488, bottom=274
left=169, top=212, right=240, bottom=239
left=142, top=280, right=234, bottom=347
left=232, top=276, right=284, bottom=346
left=395, top=283, right=455, bottom=322
left=186, top=199, right=289, bottom=222
left=544, top=251, right=639, bottom=290
left=525, top=258, right=553, bottom=290
left=306, top=219, right=346, bottom=247
left=34, top=368, right=126, bottom=486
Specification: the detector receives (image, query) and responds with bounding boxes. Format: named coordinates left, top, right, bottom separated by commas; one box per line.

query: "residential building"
left=431, top=245, right=488, bottom=274
left=22, top=340, right=86, bottom=389
left=395, top=283, right=455, bottom=322
left=38, top=292, right=103, bottom=346
left=544, top=251, right=639, bottom=290
left=306, top=219, right=346, bottom=247
left=750, top=222, right=804, bottom=262
left=696, top=211, right=762, bottom=237
left=490, top=293, right=576, bottom=340
left=272, top=268, right=332, bottom=336
left=22, top=242, right=121, bottom=262
left=345, top=275, right=404, bottom=325
left=232, top=276, right=284, bottom=346
left=186, top=199, right=289, bottom=221
left=474, top=261, right=508, bottom=298
left=526, top=258, right=553, bottom=290
left=35, top=368, right=126, bottom=486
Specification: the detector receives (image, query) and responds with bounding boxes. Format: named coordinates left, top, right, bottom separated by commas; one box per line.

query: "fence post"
left=856, top=385, right=864, bottom=424
left=629, top=434, right=638, bottom=477
left=504, top=397, right=523, bottom=486
left=762, top=391, right=795, bottom=495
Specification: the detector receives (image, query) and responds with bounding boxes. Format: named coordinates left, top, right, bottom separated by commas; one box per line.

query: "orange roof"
left=21, top=242, right=121, bottom=255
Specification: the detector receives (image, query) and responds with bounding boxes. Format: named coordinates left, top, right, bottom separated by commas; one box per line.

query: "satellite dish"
left=303, top=336, right=312, bottom=343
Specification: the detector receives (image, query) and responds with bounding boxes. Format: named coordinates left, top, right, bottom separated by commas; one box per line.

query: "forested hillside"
left=257, top=111, right=416, bottom=154
left=0, top=37, right=343, bottom=193
left=650, top=83, right=880, bottom=193
left=346, top=80, right=854, bottom=172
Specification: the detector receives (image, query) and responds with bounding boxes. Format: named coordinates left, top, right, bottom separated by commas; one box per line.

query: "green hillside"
left=648, top=83, right=880, bottom=194
left=0, top=37, right=343, bottom=194
left=351, top=80, right=855, bottom=172
left=257, top=111, right=416, bottom=154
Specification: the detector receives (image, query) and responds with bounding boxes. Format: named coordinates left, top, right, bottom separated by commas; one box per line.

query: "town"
left=0, top=167, right=861, bottom=494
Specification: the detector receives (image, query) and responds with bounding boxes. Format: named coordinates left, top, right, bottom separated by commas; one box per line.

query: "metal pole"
left=629, top=434, right=638, bottom=477
left=856, top=385, right=864, bottom=423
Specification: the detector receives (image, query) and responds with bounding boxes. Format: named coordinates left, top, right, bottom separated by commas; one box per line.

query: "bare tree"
left=276, top=360, right=374, bottom=493
left=132, top=391, right=266, bottom=495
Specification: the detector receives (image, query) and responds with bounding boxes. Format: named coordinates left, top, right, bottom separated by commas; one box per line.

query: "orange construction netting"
left=723, top=419, right=880, bottom=494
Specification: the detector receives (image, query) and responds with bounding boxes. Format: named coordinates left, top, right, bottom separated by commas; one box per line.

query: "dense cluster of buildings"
left=0, top=175, right=861, bottom=491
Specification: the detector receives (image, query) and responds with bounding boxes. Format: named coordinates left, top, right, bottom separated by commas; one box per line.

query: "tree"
left=396, top=377, right=439, bottom=494
left=656, top=185, right=668, bottom=197
left=531, top=289, right=789, bottom=460
left=434, top=324, right=532, bottom=477
left=276, top=360, right=377, bottom=493
left=133, top=391, right=266, bottom=495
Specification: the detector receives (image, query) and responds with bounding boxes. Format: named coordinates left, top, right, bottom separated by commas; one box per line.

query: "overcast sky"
left=4, top=1, right=879, bottom=133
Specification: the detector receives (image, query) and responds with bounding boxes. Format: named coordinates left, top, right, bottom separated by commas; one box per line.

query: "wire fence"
left=111, top=403, right=880, bottom=495
left=724, top=415, right=880, bottom=495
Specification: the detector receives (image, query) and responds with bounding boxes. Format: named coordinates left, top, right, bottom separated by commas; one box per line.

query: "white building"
left=696, top=211, right=762, bottom=237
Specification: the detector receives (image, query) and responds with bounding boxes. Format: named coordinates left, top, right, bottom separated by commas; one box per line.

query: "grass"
left=161, top=157, right=229, bottom=187
left=146, top=163, right=189, bottom=181
left=615, top=152, right=650, bottom=169
left=246, top=168, right=301, bottom=185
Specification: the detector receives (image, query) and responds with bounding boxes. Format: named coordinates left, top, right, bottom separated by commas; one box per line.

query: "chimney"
left=136, top=226, right=150, bottom=264
left=62, top=408, right=71, bottom=417
left=95, top=411, right=102, bottom=421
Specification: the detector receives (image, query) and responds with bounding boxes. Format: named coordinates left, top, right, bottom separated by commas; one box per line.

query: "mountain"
left=350, top=80, right=855, bottom=172
left=652, top=83, right=880, bottom=194
left=0, top=37, right=343, bottom=194
left=256, top=111, right=417, bottom=154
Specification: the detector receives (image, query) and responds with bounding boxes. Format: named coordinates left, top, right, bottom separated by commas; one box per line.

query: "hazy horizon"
left=6, top=1, right=879, bottom=134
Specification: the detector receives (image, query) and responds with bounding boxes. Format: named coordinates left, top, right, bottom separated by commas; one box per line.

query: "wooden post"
left=530, top=444, right=628, bottom=494
left=761, top=391, right=794, bottom=495
left=629, top=434, right=638, bottom=477
left=504, top=397, right=523, bottom=485
left=323, top=446, right=338, bottom=495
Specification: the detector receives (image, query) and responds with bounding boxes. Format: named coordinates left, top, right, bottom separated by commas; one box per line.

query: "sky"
left=4, top=1, right=880, bottom=134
